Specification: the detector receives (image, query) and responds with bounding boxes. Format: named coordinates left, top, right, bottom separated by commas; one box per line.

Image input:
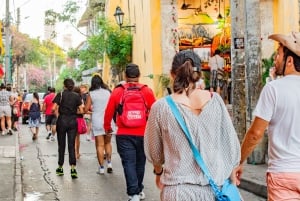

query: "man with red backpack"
left=104, top=63, right=156, bottom=201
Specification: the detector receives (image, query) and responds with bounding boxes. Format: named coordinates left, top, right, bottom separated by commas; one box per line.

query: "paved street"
left=10, top=123, right=265, bottom=201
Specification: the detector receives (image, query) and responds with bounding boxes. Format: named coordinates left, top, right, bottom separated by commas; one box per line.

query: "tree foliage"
left=86, top=17, right=132, bottom=76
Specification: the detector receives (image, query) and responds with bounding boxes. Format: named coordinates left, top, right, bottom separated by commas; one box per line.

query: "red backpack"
left=117, top=83, right=149, bottom=127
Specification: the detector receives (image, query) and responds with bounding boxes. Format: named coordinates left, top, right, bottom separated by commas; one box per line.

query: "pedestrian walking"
left=80, top=84, right=92, bottom=141
left=84, top=74, right=112, bottom=174
left=0, top=83, right=14, bottom=135
left=144, top=50, right=241, bottom=201
left=28, top=92, right=41, bottom=140
left=6, top=85, right=20, bottom=131
left=73, top=86, right=85, bottom=159
left=42, top=87, right=57, bottom=141
left=52, top=78, right=84, bottom=179
left=209, top=49, right=225, bottom=94
left=235, top=32, right=300, bottom=201
left=104, top=64, right=156, bottom=201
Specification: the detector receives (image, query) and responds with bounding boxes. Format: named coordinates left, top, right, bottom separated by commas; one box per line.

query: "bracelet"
left=153, top=168, right=163, bottom=176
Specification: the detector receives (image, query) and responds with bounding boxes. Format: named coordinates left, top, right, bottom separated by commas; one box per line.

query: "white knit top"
left=144, top=93, right=240, bottom=186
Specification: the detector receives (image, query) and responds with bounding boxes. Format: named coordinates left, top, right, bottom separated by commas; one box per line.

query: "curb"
left=240, top=178, right=267, bottom=198
left=15, top=132, right=23, bottom=201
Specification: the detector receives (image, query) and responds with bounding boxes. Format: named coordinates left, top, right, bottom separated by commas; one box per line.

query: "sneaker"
left=56, top=167, right=64, bottom=176
left=107, top=161, right=113, bottom=173
left=46, top=133, right=51, bottom=140
left=139, top=191, right=145, bottom=200
left=50, top=135, right=55, bottom=141
left=1, top=131, right=5, bottom=136
left=71, top=169, right=78, bottom=179
left=7, top=129, right=13, bottom=135
left=128, top=194, right=140, bottom=201
left=12, top=127, right=18, bottom=131
left=97, top=166, right=105, bottom=175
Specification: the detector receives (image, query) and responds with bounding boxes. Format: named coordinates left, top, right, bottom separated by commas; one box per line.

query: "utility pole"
left=4, top=0, right=11, bottom=84
left=230, top=0, right=246, bottom=144
left=16, top=8, right=20, bottom=91
left=17, top=8, right=20, bottom=31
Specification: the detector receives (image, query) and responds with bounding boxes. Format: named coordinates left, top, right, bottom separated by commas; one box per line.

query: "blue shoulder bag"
left=165, top=96, right=241, bottom=201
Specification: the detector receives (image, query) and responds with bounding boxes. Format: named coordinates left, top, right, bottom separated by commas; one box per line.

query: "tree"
left=88, top=17, right=132, bottom=81
left=45, top=1, right=86, bottom=38
left=27, top=67, right=47, bottom=92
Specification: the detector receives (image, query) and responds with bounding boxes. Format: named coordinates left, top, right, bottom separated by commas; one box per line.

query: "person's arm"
left=240, top=117, right=268, bottom=164
left=104, top=90, right=117, bottom=133
left=235, top=116, right=269, bottom=185
left=84, top=94, right=92, bottom=114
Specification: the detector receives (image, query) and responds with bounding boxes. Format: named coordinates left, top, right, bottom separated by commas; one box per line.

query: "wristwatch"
left=153, top=168, right=163, bottom=176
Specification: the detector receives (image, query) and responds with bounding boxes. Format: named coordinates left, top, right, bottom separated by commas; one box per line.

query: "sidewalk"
left=240, top=163, right=268, bottom=199
left=0, top=131, right=22, bottom=201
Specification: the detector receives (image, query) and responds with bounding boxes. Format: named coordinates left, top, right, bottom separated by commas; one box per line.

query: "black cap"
left=172, top=50, right=201, bottom=72
left=125, top=63, right=140, bottom=78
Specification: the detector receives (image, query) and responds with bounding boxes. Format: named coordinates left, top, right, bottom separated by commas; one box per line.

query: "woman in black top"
left=52, top=78, right=84, bottom=179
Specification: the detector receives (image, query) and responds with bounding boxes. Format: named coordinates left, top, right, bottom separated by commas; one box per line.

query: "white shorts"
left=0, top=105, right=12, bottom=118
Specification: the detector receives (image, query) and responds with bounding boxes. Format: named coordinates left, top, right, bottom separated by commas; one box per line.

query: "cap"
left=125, top=63, right=140, bottom=78
left=268, top=32, right=300, bottom=56
left=172, top=50, right=201, bottom=72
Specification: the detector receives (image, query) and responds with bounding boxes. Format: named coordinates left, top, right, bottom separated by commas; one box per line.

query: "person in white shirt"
left=208, top=49, right=224, bottom=94
left=235, top=32, right=300, bottom=200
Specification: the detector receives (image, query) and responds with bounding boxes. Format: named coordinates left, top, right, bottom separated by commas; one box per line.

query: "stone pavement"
left=0, top=126, right=268, bottom=201
left=0, top=130, right=22, bottom=201
left=240, top=163, right=267, bottom=199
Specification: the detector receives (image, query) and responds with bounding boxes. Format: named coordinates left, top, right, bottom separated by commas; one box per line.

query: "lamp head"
left=114, top=6, right=124, bottom=27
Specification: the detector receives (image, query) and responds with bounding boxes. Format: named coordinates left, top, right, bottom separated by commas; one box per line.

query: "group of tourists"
left=7, top=31, right=299, bottom=201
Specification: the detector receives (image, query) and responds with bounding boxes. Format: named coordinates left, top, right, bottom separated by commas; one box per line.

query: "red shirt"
left=43, top=92, right=56, bottom=115
left=104, top=83, right=156, bottom=136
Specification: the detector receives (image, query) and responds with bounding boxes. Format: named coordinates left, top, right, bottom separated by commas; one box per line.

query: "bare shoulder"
left=190, top=89, right=212, bottom=109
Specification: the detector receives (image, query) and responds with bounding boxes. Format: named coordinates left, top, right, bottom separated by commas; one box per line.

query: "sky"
left=0, top=0, right=86, bottom=48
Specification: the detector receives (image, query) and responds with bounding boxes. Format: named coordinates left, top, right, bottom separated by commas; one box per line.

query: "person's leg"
left=136, top=137, right=146, bottom=194
left=75, top=133, right=80, bottom=159
left=104, top=133, right=113, bottom=173
left=1, top=115, right=6, bottom=134
left=267, top=172, right=300, bottom=201
left=67, top=125, right=77, bottom=167
left=56, top=118, right=67, bottom=167
left=116, top=135, right=140, bottom=197
left=85, top=117, right=91, bottom=141
left=66, top=120, right=78, bottom=179
left=51, top=116, right=57, bottom=137
left=45, top=115, right=52, bottom=139
left=95, top=135, right=105, bottom=173
left=35, top=125, right=39, bottom=137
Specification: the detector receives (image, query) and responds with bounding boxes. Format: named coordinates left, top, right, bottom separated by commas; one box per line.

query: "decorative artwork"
left=193, top=47, right=211, bottom=62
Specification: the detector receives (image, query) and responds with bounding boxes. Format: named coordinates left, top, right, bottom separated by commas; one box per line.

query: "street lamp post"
left=4, top=0, right=12, bottom=84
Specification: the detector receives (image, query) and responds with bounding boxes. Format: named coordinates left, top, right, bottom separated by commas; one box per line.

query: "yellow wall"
left=273, top=0, right=299, bottom=34
left=105, top=1, right=163, bottom=96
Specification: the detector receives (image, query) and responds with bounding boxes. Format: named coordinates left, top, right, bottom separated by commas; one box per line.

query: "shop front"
left=176, top=0, right=231, bottom=102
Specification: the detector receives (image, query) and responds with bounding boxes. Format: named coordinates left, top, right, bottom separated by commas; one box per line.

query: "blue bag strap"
left=165, top=95, right=222, bottom=195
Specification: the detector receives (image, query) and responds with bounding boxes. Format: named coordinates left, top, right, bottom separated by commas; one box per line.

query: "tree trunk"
left=230, top=0, right=247, bottom=143
left=244, top=0, right=267, bottom=164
